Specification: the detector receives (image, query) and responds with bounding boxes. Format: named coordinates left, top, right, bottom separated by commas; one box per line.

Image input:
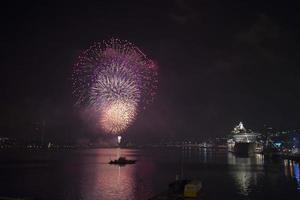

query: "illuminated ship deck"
left=228, top=122, right=262, bottom=154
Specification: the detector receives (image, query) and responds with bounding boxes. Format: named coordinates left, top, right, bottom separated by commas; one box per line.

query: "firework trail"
left=73, top=38, right=158, bottom=134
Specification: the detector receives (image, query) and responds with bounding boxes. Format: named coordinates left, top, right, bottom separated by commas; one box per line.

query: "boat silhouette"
left=109, top=157, right=136, bottom=165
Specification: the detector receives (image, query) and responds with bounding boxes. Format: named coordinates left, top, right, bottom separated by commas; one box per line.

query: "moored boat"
left=149, top=179, right=202, bottom=199
left=109, top=157, right=136, bottom=165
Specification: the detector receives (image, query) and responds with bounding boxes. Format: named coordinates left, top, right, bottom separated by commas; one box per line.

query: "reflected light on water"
left=227, top=153, right=264, bottom=196
left=79, top=149, right=137, bottom=200
left=1, top=148, right=300, bottom=200
left=181, top=147, right=215, bottom=163
left=294, top=162, right=300, bottom=190
left=78, top=148, right=155, bottom=200
left=203, top=148, right=207, bottom=163
left=284, top=160, right=300, bottom=190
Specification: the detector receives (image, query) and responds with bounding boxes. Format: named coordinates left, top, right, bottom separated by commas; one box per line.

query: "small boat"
left=109, top=157, right=136, bottom=165
left=150, top=179, right=202, bottom=199
left=183, top=180, right=202, bottom=198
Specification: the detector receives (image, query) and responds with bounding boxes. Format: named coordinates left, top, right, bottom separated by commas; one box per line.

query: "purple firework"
left=73, top=38, right=158, bottom=134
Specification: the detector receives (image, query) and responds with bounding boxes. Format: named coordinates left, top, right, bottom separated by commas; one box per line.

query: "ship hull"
left=233, top=142, right=256, bottom=155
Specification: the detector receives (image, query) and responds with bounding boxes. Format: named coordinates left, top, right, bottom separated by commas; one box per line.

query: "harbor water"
left=0, top=148, right=299, bottom=200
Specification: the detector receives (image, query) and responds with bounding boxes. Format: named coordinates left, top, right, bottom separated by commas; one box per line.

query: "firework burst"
left=73, top=38, right=158, bottom=134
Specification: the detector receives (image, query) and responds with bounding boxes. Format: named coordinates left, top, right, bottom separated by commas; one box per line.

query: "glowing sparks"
left=100, top=101, right=137, bottom=134
left=73, top=38, right=158, bottom=134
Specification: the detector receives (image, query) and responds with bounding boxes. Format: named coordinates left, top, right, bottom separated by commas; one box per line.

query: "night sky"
left=1, top=0, right=300, bottom=143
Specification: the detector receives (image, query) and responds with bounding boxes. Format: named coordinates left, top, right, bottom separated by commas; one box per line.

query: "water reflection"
left=1, top=148, right=300, bottom=200
left=181, top=147, right=215, bottom=163
left=227, top=153, right=265, bottom=196
left=79, top=149, right=137, bottom=200
left=203, top=148, right=207, bottom=163
left=77, top=148, right=157, bottom=200
left=284, top=159, right=300, bottom=190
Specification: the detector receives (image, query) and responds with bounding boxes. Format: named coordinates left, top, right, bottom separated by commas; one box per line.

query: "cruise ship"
left=227, top=122, right=263, bottom=155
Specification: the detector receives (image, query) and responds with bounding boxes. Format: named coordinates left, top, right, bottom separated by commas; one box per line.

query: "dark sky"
left=1, top=0, right=300, bottom=143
